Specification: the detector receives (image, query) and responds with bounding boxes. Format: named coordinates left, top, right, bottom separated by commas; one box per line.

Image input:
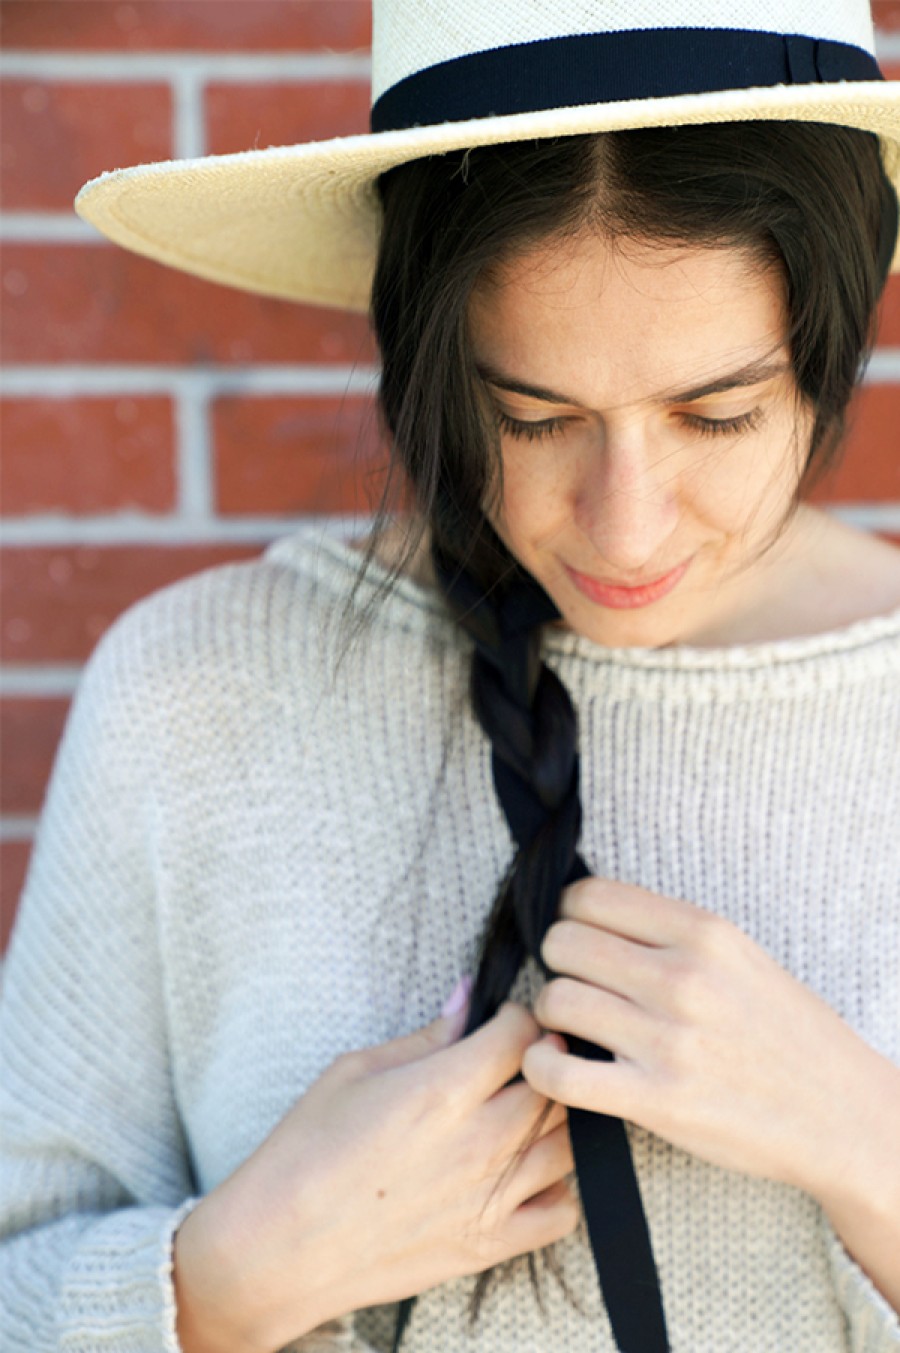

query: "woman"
left=2, top=2, right=899, bottom=1351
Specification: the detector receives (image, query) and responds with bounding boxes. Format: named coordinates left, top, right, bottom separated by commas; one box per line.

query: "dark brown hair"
left=357, top=123, right=896, bottom=1339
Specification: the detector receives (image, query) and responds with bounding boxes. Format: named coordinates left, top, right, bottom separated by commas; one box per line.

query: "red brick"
left=0, top=1, right=371, bottom=51
left=873, top=1, right=900, bottom=30
left=1, top=840, right=32, bottom=956
left=1, top=397, right=176, bottom=514
left=808, top=384, right=900, bottom=504
left=0, top=545, right=261, bottom=663
left=205, top=81, right=370, bottom=156
left=0, top=698, right=70, bottom=816
left=213, top=394, right=397, bottom=514
left=0, top=81, right=172, bottom=212
left=0, top=244, right=376, bottom=365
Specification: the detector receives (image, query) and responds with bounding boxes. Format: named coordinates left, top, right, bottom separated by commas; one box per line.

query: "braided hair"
left=360, top=124, right=898, bottom=1346
left=431, top=531, right=582, bottom=1025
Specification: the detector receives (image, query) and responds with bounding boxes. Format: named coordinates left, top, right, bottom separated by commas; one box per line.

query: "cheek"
left=491, top=442, right=576, bottom=546
left=681, top=423, right=805, bottom=534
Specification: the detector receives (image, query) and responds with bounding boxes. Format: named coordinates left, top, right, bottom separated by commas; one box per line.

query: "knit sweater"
left=2, top=529, right=899, bottom=1353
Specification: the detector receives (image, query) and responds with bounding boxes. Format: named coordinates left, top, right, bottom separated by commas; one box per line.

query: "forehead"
left=470, top=233, right=789, bottom=406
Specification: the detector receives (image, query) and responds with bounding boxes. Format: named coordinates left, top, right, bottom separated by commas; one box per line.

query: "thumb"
left=363, top=976, right=473, bottom=1075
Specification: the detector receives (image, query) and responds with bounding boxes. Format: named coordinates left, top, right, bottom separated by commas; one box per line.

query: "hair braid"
left=432, top=538, right=587, bottom=1022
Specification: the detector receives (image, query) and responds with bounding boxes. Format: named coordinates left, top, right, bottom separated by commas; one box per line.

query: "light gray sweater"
left=2, top=530, right=899, bottom=1353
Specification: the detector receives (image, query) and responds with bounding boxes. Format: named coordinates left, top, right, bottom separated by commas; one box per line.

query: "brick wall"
left=1, top=1, right=899, bottom=952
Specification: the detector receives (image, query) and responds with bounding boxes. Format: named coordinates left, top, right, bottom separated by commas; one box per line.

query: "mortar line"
left=0, top=52, right=372, bottom=80
left=0, top=818, right=38, bottom=842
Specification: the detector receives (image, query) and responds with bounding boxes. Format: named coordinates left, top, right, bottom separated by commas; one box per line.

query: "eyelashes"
left=495, top=408, right=764, bottom=443
left=496, top=411, right=569, bottom=442
left=682, top=409, right=764, bottom=439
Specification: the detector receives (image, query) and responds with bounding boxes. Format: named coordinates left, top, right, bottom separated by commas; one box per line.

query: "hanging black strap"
left=480, top=577, right=669, bottom=1350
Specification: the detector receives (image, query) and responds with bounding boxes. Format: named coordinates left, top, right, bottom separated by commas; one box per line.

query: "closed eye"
left=496, top=406, right=764, bottom=443
left=495, top=410, right=570, bottom=441
left=678, top=408, right=763, bottom=438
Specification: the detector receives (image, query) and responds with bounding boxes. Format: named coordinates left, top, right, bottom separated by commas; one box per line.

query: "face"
left=468, top=233, right=814, bottom=648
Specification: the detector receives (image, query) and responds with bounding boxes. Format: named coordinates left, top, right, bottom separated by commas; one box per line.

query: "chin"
left=555, top=602, right=682, bottom=650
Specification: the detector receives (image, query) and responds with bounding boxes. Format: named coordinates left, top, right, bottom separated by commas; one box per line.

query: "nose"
left=572, top=420, right=680, bottom=574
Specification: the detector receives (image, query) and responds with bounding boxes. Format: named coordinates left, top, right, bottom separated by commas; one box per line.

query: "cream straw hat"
left=74, top=0, right=900, bottom=312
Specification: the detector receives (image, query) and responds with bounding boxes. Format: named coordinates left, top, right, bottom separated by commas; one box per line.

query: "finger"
left=560, top=876, right=706, bottom=946
left=537, top=1098, right=568, bottom=1137
left=433, top=1002, right=544, bottom=1105
left=333, top=993, right=470, bottom=1081
left=535, top=977, right=653, bottom=1060
left=482, top=1080, right=567, bottom=1149
left=522, top=1037, right=642, bottom=1120
left=542, top=919, right=663, bottom=1005
left=504, top=1179, right=579, bottom=1256
left=504, top=1123, right=574, bottom=1210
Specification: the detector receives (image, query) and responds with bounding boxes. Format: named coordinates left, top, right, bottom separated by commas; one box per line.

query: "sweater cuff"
left=820, top=1208, right=900, bottom=1350
left=55, top=1196, right=203, bottom=1353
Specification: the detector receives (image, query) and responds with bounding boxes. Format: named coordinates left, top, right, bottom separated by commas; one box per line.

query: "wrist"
left=801, top=1047, right=900, bottom=1215
left=173, top=1193, right=286, bottom=1353
left=185, top=1169, right=344, bottom=1353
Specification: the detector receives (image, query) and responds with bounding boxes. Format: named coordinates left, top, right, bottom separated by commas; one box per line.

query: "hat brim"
left=74, top=81, right=900, bottom=312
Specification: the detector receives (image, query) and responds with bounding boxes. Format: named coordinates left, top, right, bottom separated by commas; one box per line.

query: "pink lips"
left=564, top=558, right=691, bottom=609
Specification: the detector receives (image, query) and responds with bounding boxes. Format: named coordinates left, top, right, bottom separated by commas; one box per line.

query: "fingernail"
left=441, top=974, right=473, bottom=1018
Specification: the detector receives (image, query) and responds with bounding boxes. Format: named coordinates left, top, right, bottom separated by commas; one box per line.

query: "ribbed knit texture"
left=1, top=529, right=899, bottom=1353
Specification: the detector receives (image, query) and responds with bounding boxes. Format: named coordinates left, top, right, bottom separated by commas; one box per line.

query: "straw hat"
left=74, top=0, right=900, bottom=311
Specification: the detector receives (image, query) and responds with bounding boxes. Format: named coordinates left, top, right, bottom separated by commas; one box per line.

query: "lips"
left=564, top=557, right=692, bottom=609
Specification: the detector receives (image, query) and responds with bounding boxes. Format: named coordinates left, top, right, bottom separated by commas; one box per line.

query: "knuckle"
left=666, top=955, right=714, bottom=1020
left=522, top=1041, right=567, bottom=1100
left=328, top=1047, right=371, bottom=1080
left=537, top=976, right=580, bottom=1027
left=471, top=1228, right=507, bottom=1273
left=498, top=1000, right=541, bottom=1044
left=689, top=907, right=732, bottom=957
left=563, top=877, right=599, bottom=920
left=541, top=919, right=577, bottom=969
left=410, top=1067, right=463, bottom=1120
left=655, top=1018, right=702, bottom=1076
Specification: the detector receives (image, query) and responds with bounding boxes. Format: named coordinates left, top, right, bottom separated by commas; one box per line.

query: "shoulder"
left=79, top=531, right=460, bottom=730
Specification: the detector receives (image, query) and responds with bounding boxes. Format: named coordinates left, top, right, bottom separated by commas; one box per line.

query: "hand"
left=523, top=876, right=883, bottom=1198
left=176, top=994, right=576, bottom=1353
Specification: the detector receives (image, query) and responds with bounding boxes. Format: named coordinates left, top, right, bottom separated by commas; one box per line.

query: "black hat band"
left=371, top=27, right=882, bottom=134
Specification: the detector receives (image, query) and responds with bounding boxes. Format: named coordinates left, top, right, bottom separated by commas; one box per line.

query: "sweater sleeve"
left=819, top=1211, right=900, bottom=1351
left=0, top=611, right=203, bottom=1351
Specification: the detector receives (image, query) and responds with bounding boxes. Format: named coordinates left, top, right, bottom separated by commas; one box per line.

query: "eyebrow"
left=476, top=357, right=791, bottom=408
